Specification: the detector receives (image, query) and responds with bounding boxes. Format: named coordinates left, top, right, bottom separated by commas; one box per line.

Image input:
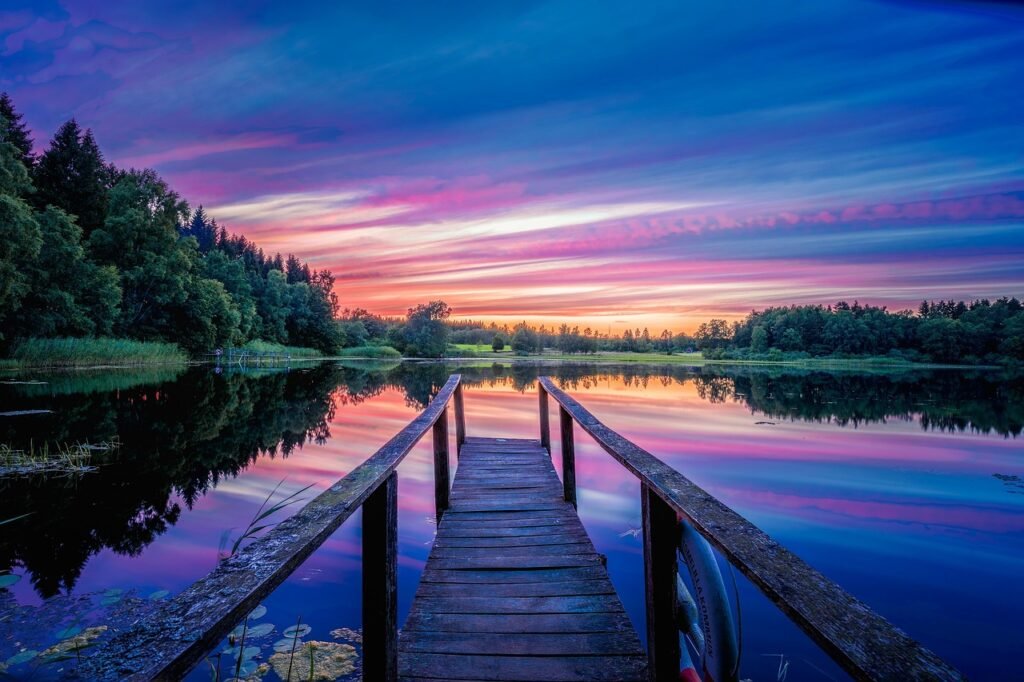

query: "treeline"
left=449, top=297, right=1024, bottom=365
left=450, top=320, right=690, bottom=355
left=0, top=93, right=341, bottom=356
left=713, top=298, right=1024, bottom=364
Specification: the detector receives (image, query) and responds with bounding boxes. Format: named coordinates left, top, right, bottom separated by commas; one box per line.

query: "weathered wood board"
left=398, top=437, right=648, bottom=681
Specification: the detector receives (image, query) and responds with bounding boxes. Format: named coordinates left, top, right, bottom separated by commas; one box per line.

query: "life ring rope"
left=675, top=519, right=741, bottom=682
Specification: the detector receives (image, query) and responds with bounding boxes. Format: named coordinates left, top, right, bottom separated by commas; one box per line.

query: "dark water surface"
left=1, top=361, right=1021, bottom=680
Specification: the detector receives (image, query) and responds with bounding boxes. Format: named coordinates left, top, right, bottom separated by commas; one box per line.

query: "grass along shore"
left=447, top=344, right=994, bottom=369
left=5, top=338, right=187, bottom=369
left=1, top=338, right=325, bottom=370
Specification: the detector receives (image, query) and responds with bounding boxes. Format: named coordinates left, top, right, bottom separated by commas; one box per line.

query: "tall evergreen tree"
left=0, top=93, right=34, bottom=168
left=182, top=205, right=217, bottom=253
left=32, top=120, right=110, bottom=236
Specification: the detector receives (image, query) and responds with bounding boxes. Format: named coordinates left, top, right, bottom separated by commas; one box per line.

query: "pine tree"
left=0, top=92, right=34, bottom=168
left=183, top=205, right=217, bottom=253
left=31, top=120, right=111, bottom=236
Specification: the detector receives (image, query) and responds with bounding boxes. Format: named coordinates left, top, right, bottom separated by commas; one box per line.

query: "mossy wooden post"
left=433, top=406, right=450, bottom=522
left=453, top=384, right=466, bottom=454
left=559, top=405, right=576, bottom=507
left=363, top=472, right=398, bottom=681
left=538, top=383, right=551, bottom=453
left=642, top=483, right=680, bottom=681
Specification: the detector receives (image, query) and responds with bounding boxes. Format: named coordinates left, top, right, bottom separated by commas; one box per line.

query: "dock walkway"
left=81, top=374, right=964, bottom=681
left=399, top=436, right=648, bottom=681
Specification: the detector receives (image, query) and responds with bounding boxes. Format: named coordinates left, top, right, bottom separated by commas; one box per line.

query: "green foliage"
left=0, top=94, right=344, bottom=360
left=177, top=277, right=242, bottom=354
left=0, top=94, right=34, bottom=169
left=89, top=169, right=192, bottom=340
left=11, top=337, right=186, bottom=367
left=694, top=319, right=731, bottom=350
left=337, top=345, right=401, bottom=358
left=339, top=320, right=369, bottom=348
left=729, top=298, right=1024, bottom=365
left=397, top=301, right=453, bottom=358
left=0, top=194, right=41, bottom=342
left=511, top=324, right=539, bottom=355
left=492, top=335, right=505, bottom=352
left=556, top=324, right=597, bottom=354
left=31, top=120, right=110, bottom=236
left=241, top=340, right=323, bottom=358
left=6, top=208, right=121, bottom=340
left=750, top=325, right=768, bottom=353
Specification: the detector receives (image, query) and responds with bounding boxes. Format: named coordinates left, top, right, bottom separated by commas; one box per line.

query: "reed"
left=337, top=345, right=401, bottom=359
left=11, top=337, right=187, bottom=368
left=241, top=340, right=323, bottom=358
left=0, top=440, right=116, bottom=476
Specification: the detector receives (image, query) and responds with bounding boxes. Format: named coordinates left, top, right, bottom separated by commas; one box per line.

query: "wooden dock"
left=82, top=374, right=965, bottom=681
left=399, top=436, right=648, bottom=681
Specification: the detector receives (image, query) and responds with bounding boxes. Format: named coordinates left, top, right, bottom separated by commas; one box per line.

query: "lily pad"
left=329, top=627, right=362, bottom=644
left=54, top=625, right=83, bottom=639
left=221, top=645, right=260, bottom=660
left=0, top=573, right=22, bottom=589
left=235, top=659, right=259, bottom=676
left=5, top=649, right=39, bottom=666
left=248, top=604, right=267, bottom=619
left=282, top=623, right=311, bottom=639
left=39, top=626, right=108, bottom=661
left=268, top=641, right=356, bottom=681
left=148, top=589, right=169, bottom=600
left=230, top=622, right=274, bottom=639
left=273, top=637, right=303, bottom=654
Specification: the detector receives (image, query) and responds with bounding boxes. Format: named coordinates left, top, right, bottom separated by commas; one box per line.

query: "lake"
left=1, top=360, right=1021, bottom=680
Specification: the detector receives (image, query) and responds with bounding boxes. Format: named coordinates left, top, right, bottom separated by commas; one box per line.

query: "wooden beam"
left=559, top=405, right=576, bottom=508
left=81, top=376, right=462, bottom=680
left=538, top=384, right=551, bottom=453
left=454, top=384, right=466, bottom=452
left=363, top=472, right=398, bottom=681
left=642, top=483, right=680, bottom=681
left=433, top=406, right=451, bottom=522
left=538, top=377, right=963, bottom=682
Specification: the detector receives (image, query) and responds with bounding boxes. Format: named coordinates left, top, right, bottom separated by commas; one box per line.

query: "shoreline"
left=1, top=351, right=1009, bottom=373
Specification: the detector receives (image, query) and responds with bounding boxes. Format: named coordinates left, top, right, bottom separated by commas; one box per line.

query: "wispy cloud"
left=3, top=0, right=1022, bottom=329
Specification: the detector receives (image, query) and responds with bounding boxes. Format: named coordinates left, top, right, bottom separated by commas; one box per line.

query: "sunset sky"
left=3, top=0, right=1024, bottom=332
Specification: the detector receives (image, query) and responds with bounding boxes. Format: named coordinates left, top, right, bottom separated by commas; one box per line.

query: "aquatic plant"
left=0, top=512, right=32, bottom=526
left=267, top=640, right=356, bottom=681
left=10, top=337, right=187, bottom=368
left=39, top=625, right=108, bottom=665
left=0, top=439, right=117, bottom=476
left=219, top=479, right=315, bottom=560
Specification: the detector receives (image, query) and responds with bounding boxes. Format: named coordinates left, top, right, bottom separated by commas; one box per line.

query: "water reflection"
left=1, top=361, right=1021, bottom=680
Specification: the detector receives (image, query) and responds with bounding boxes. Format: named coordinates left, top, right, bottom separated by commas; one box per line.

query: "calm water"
left=1, top=361, right=1021, bottom=680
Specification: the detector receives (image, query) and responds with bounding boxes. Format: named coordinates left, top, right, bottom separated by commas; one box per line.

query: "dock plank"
left=398, top=437, right=647, bottom=681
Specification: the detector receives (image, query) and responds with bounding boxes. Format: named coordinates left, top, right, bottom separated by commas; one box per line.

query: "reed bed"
left=11, top=338, right=187, bottom=368
left=0, top=440, right=117, bottom=476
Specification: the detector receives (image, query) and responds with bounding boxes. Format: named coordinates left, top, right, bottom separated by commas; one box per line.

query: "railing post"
left=453, top=383, right=466, bottom=454
left=433, top=406, right=450, bottom=523
left=362, top=472, right=398, bottom=682
left=539, top=382, right=551, bottom=453
left=559, top=405, right=576, bottom=507
left=641, top=483, right=680, bottom=682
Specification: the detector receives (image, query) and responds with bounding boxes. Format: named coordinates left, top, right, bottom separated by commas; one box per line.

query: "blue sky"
left=3, top=0, right=1023, bottom=328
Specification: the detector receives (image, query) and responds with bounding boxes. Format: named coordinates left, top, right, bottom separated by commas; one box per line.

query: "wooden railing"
left=83, top=375, right=466, bottom=681
left=537, top=377, right=963, bottom=682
